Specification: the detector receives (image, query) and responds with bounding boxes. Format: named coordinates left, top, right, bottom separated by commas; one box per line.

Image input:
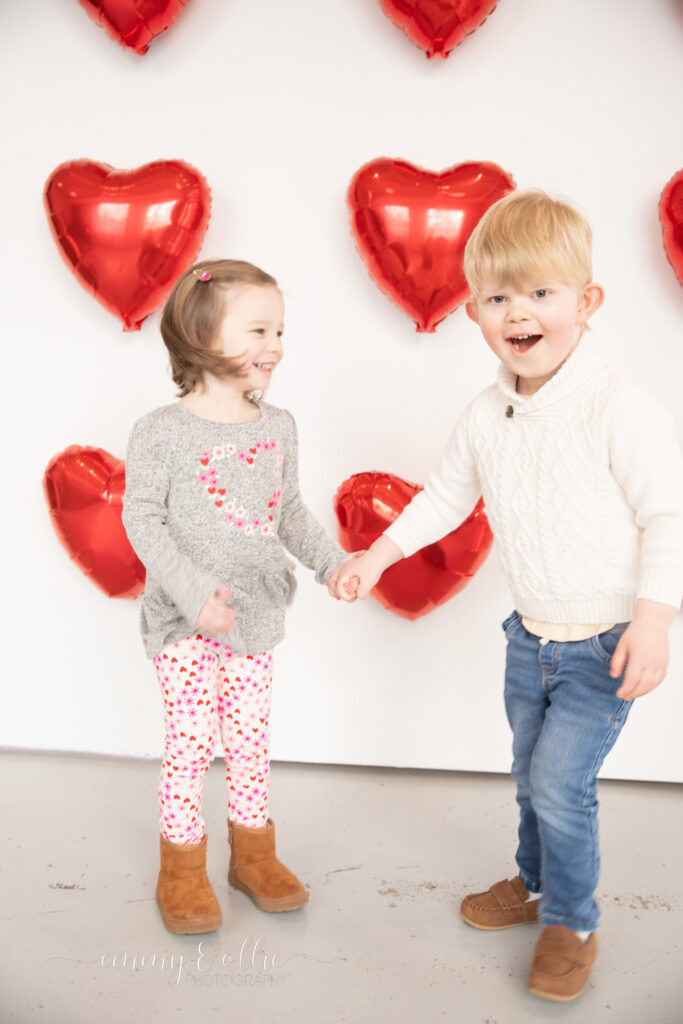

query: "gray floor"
left=2, top=751, right=682, bottom=1023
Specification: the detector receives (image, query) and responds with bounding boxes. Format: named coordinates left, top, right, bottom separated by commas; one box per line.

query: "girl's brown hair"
left=160, top=259, right=278, bottom=396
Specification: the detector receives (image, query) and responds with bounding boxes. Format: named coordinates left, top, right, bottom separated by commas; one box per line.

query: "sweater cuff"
left=637, top=570, right=683, bottom=611
left=314, top=546, right=348, bottom=586
left=383, top=520, right=419, bottom=559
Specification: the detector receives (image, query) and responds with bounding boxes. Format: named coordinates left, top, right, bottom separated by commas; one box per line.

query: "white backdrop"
left=3, top=0, right=682, bottom=780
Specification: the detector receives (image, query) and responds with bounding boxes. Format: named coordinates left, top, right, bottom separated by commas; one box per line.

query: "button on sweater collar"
left=496, top=338, right=603, bottom=413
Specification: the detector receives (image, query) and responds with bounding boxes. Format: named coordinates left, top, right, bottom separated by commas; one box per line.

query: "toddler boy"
left=333, top=190, right=683, bottom=1000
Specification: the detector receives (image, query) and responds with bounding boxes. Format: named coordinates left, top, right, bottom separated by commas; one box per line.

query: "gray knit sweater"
left=122, top=401, right=345, bottom=658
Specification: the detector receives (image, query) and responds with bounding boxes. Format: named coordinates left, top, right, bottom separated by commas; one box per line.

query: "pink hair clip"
left=193, top=268, right=212, bottom=282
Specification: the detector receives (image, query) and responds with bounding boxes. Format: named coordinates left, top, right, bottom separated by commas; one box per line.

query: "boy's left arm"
left=611, top=599, right=676, bottom=699
left=608, top=385, right=683, bottom=698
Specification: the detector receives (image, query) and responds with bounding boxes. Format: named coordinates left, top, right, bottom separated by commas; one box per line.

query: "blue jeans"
left=502, top=611, right=633, bottom=932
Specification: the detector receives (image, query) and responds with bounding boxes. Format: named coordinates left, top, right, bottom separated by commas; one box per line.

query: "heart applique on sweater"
left=197, top=441, right=283, bottom=536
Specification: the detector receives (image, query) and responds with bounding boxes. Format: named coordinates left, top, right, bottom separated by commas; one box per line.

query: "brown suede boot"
left=156, top=834, right=222, bottom=934
left=227, top=818, right=308, bottom=912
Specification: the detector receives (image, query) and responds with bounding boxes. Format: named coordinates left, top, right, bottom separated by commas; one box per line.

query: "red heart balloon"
left=348, top=158, right=515, bottom=332
left=335, top=472, right=492, bottom=620
left=44, top=159, right=211, bottom=331
left=377, top=0, right=499, bottom=59
left=660, top=169, right=683, bottom=289
left=43, top=446, right=146, bottom=599
left=76, top=0, right=192, bottom=54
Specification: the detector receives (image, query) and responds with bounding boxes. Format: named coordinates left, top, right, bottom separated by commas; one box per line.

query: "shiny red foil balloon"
left=378, top=0, right=499, bottom=58
left=44, top=159, right=211, bottom=331
left=335, top=472, right=492, bottom=620
left=660, top=170, right=683, bottom=288
left=43, top=446, right=146, bottom=599
left=77, top=0, right=192, bottom=54
left=348, top=158, right=515, bottom=332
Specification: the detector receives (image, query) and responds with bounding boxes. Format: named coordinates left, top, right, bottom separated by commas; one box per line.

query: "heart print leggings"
left=153, top=634, right=272, bottom=844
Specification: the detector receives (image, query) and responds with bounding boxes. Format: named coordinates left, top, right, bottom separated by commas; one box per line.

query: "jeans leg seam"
left=537, top=824, right=547, bottom=921
left=577, top=705, right=631, bottom=930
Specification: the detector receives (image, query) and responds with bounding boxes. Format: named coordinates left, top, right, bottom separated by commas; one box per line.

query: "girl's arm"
left=277, top=412, right=347, bottom=584
left=122, top=417, right=230, bottom=631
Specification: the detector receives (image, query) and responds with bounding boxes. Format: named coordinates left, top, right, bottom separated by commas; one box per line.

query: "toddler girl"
left=123, top=259, right=350, bottom=933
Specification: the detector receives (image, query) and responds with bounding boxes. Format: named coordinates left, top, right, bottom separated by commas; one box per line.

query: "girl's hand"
left=328, top=552, right=365, bottom=600
left=611, top=599, right=676, bottom=699
left=196, top=587, right=235, bottom=634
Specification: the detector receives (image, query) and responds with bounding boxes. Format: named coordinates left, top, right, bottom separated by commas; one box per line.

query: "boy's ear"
left=577, top=283, right=604, bottom=323
left=465, top=298, right=480, bottom=324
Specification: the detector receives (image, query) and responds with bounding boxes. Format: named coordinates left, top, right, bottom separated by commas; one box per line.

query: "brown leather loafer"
left=528, top=925, right=598, bottom=1001
left=460, top=876, right=540, bottom=929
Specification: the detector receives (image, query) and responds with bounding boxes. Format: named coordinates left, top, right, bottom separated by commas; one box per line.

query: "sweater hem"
left=145, top=626, right=286, bottom=660
left=513, top=596, right=636, bottom=624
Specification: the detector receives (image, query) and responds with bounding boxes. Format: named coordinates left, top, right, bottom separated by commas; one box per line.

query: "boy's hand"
left=610, top=599, right=676, bottom=699
left=196, top=587, right=235, bottom=634
left=333, top=536, right=404, bottom=602
left=328, top=552, right=365, bottom=599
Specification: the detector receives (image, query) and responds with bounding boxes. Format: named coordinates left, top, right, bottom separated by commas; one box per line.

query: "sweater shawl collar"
left=495, top=337, right=603, bottom=413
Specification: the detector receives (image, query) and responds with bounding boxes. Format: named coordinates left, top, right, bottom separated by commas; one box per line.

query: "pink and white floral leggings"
left=153, top=634, right=272, bottom=844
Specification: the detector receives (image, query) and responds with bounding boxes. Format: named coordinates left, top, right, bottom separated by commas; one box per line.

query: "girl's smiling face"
left=465, top=278, right=604, bottom=395
left=216, top=284, right=284, bottom=393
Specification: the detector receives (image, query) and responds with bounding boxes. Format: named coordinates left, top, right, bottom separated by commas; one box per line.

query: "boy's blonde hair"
left=464, top=190, right=593, bottom=297
left=161, top=258, right=278, bottom=396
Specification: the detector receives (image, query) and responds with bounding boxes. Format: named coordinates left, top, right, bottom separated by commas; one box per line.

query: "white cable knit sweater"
left=385, top=339, right=683, bottom=622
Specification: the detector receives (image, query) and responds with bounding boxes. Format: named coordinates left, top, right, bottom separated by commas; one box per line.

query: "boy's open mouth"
left=507, top=334, right=542, bottom=353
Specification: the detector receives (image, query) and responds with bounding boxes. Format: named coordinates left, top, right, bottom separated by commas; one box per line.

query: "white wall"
left=3, top=0, right=682, bottom=780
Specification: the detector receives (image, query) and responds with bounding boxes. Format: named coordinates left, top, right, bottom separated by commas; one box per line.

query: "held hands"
left=328, top=552, right=365, bottom=601
left=329, top=536, right=404, bottom=602
left=196, top=587, right=235, bottom=634
left=329, top=551, right=380, bottom=602
left=610, top=599, right=676, bottom=699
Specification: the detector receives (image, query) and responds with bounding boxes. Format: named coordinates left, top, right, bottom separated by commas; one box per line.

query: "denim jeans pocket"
left=502, top=610, right=522, bottom=638
left=589, top=623, right=629, bottom=665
